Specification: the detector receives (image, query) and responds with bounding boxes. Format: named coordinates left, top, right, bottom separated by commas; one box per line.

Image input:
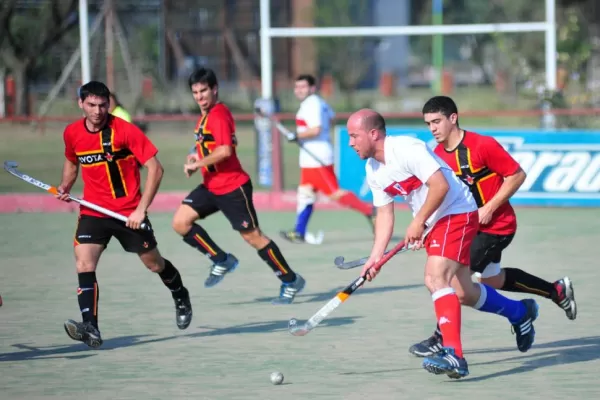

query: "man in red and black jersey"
left=409, top=96, right=577, bottom=357
left=56, top=81, right=193, bottom=348
left=171, top=67, right=305, bottom=304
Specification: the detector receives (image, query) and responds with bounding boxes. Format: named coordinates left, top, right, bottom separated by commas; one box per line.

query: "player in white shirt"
left=280, top=75, right=375, bottom=244
left=347, top=109, right=539, bottom=379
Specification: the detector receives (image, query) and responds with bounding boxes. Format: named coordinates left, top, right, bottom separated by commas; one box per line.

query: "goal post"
left=258, top=0, right=557, bottom=99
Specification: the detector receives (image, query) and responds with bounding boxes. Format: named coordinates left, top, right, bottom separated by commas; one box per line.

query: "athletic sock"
left=158, top=258, right=187, bottom=299
left=473, top=283, right=526, bottom=324
left=182, top=224, right=227, bottom=263
left=258, top=240, right=297, bottom=283
left=501, top=267, right=555, bottom=298
left=432, top=288, right=463, bottom=358
left=77, top=272, right=99, bottom=328
left=294, top=204, right=313, bottom=237
left=337, top=192, right=372, bottom=216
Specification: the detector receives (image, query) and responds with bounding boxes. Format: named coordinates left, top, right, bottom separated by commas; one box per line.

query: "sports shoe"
left=409, top=330, right=443, bottom=357
left=512, top=299, right=539, bottom=352
left=279, top=231, right=305, bottom=244
left=204, top=253, right=239, bottom=288
left=174, top=290, right=193, bottom=330
left=422, top=347, right=469, bottom=379
left=272, top=274, right=306, bottom=305
left=64, top=319, right=103, bottom=349
left=552, top=276, right=577, bottom=320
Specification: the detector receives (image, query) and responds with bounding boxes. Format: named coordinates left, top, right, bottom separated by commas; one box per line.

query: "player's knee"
left=139, top=250, right=164, bottom=273
left=240, top=228, right=267, bottom=248
left=172, top=213, right=192, bottom=236
left=297, top=185, right=316, bottom=212
left=75, top=259, right=97, bottom=273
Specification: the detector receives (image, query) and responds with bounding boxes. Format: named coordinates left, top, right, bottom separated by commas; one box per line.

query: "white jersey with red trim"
left=295, top=94, right=335, bottom=168
left=366, top=135, right=477, bottom=227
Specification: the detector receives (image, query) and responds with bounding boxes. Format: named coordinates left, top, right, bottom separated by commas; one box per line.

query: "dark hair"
left=79, top=81, right=110, bottom=101
left=296, top=74, right=316, bottom=87
left=422, top=96, right=459, bottom=118
left=188, top=67, right=218, bottom=89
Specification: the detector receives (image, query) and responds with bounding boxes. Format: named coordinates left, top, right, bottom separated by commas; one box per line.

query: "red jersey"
left=64, top=116, right=158, bottom=218
left=434, top=131, right=520, bottom=235
left=194, top=102, right=250, bottom=194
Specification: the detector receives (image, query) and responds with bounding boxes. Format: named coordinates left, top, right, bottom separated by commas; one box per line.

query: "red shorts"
left=423, top=211, right=479, bottom=266
left=300, top=165, right=340, bottom=195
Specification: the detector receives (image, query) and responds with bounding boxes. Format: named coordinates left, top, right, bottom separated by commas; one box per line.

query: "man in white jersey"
left=280, top=75, right=375, bottom=244
left=347, top=109, right=539, bottom=379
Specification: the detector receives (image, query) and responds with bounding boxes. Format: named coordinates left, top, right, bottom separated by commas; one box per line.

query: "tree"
left=312, top=0, right=373, bottom=108
left=0, top=0, right=78, bottom=115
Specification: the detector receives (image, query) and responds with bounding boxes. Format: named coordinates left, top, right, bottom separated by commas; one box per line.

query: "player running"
left=57, top=81, right=193, bottom=348
left=347, top=109, right=539, bottom=379
left=171, top=67, right=305, bottom=305
left=408, top=96, right=577, bottom=357
left=279, top=74, right=375, bottom=244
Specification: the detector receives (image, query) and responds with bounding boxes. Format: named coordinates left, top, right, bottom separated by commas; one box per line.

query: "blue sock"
left=294, top=204, right=313, bottom=237
left=473, top=283, right=526, bottom=324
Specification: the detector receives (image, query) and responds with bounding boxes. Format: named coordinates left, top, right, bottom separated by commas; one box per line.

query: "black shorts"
left=182, top=180, right=259, bottom=231
left=470, top=231, right=515, bottom=274
left=74, top=215, right=158, bottom=253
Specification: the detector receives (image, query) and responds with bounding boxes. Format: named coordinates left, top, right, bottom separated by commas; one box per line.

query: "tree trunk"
left=12, top=63, right=29, bottom=116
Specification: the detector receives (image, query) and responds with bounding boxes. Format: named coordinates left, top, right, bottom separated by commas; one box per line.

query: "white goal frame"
left=258, top=0, right=556, bottom=99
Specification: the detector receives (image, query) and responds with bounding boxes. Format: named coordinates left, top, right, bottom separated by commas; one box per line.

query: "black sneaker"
left=512, top=299, right=539, bottom=352
left=422, top=347, right=469, bottom=379
left=64, top=319, right=103, bottom=349
left=552, top=276, right=577, bottom=320
left=174, top=291, right=193, bottom=330
left=409, top=330, right=443, bottom=357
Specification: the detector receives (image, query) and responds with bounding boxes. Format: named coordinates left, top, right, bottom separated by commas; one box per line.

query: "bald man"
left=347, top=109, right=539, bottom=379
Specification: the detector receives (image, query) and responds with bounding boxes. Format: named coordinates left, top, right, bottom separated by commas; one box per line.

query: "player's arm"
left=194, top=114, right=234, bottom=168
left=414, top=170, right=449, bottom=225
left=405, top=144, right=449, bottom=244
left=126, top=123, right=162, bottom=228
left=370, top=202, right=394, bottom=260
left=480, top=137, right=526, bottom=213
left=137, top=156, right=164, bottom=213
left=57, top=129, right=80, bottom=201
left=361, top=172, right=394, bottom=281
left=295, top=98, right=323, bottom=140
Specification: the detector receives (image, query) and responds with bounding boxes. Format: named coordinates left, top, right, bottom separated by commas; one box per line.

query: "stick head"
left=288, top=318, right=310, bottom=336
left=3, top=160, right=18, bottom=171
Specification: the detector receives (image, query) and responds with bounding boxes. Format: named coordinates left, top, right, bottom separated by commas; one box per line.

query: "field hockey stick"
left=3, top=161, right=150, bottom=231
left=288, top=239, right=407, bottom=336
left=253, top=108, right=330, bottom=168
left=334, top=241, right=416, bottom=269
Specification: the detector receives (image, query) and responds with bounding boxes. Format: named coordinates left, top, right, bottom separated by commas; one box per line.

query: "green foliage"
left=312, top=0, right=373, bottom=106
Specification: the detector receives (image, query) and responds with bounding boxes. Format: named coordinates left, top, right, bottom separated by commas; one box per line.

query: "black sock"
left=501, top=267, right=555, bottom=298
left=258, top=240, right=297, bottom=283
left=159, top=258, right=187, bottom=299
left=77, top=272, right=99, bottom=328
left=182, top=224, right=227, bottom=263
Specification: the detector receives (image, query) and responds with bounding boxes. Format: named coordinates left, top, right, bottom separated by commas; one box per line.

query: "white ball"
left=270, top=371, right=284, bottom=385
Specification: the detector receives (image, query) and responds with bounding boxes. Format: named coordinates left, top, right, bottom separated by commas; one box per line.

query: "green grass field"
left=0, top=121, right=302, bottom=193
left=1, top=208, right=599, bottom=399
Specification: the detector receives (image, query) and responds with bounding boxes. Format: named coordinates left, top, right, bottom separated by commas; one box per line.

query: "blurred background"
left=0, top=0, right=599, bottom=197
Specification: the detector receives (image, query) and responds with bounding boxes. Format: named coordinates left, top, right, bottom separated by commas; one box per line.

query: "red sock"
left=337, top=192, right=372, bottom=216
left=432, top=288, right=463, bottom=358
